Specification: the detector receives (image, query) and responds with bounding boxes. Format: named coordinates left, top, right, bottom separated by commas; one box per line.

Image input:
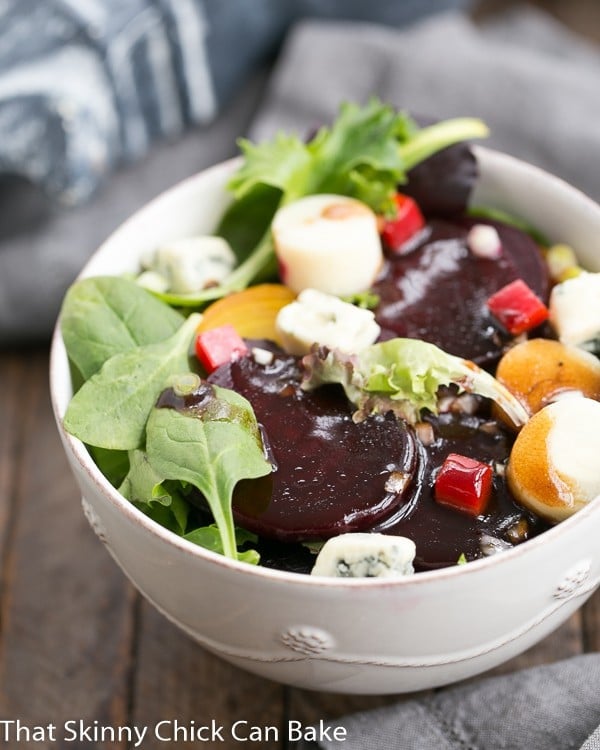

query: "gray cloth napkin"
left=297, top=654, right=600, bottom=750
left=0, top=0, right=216, bottom=205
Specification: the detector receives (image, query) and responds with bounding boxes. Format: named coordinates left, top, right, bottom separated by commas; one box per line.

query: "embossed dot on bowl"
left=554, top=559, right=592, bottom=600
left=81, top=497, right=108, bottom=545
left=280, top=626, right=335, bottom=656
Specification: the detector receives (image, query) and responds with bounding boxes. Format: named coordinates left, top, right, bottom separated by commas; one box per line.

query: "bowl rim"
left=49, top=147, right=600, bottom=590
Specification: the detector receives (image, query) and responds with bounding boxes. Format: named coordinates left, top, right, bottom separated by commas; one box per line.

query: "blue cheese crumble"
left=310, top=533, right=416, bottom=578
left=550, top=272, right=600, bottom=351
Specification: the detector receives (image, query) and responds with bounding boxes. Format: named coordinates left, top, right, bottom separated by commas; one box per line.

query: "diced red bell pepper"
left=381, top=193, right=425, bottom=252
left=195, top=324, right=249, bottom=373
left=434, top=453, right=493, bottom=516
left=486, top=279, right=549, bottom=335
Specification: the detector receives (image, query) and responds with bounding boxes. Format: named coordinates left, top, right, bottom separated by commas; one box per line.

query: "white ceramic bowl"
left=50, top=147, right=600, bottom=694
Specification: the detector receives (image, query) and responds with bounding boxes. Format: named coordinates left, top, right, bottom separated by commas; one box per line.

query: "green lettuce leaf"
left=120, top=450, right=259, bottom=561
left=184, top=525, right=260, bottom=565
left=88, top=445, right=130, bottom=488
left=119, top=449, right=190, bottom=535
left=301, top=339, right=529, bottom=427
left=145, top=383, right=272, bottom=560
left=230, top=101, right=409, bottom=211
left=63, top=313, right=201, bottom=450
left=61, top=276, right=184, bottom=380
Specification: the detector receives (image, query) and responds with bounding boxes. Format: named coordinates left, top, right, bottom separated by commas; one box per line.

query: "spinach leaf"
left=120, top=450, right=259, bottom=560
left=133, top=500, right=188, bottom=536
left=146, top=383, right=272, bottom=560
left=119, top=449, right=162, bottom=500
left=61, top=276, right=184, bottom=380
left=63, top=313, right=201, bottom=450
left=184, top=525, right=260, bottom=565
left=88, top=445, right=130, bottom=488
left=119, top=450, right=190, bottom=535
left=217, top=182, right=282, bottom=265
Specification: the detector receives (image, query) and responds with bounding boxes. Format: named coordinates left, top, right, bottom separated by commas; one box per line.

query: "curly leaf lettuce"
left=230, top=100, right=410, bottom=211
left=301, top=339, right=529, bottom=428
left=230, top=100, right=488, bottom=211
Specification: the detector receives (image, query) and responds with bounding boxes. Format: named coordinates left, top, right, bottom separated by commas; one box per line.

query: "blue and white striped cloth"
left=0, top=0, right=215, bottom=204
left=0, top=0, right=469, bottom=205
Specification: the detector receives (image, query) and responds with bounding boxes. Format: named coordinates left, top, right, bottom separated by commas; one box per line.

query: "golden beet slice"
left=496, top=338, right=600, bottom=421
left=197, top=284, right=295, bottom=345
left=507, top=397, right=600, bottom=523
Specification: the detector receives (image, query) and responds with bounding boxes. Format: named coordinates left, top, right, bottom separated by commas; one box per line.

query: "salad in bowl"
left=51, top=100, right=600, bottom=692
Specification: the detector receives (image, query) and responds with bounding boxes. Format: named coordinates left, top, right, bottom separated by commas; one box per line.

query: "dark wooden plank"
left=582, top=588, right=600, bottom=653
left=131, top=600, right=285, bottom=750
left=0, top=352, right=136, bottom=749
left=0, top=353, right=24, bottom=575
left=485, top=611, right=583, bottom=678
left=530, top=0, right=600, bottom=43
left=476, top=0, right=600, bottom=42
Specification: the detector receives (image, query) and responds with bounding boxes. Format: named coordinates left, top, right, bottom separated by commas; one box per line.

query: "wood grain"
left=130, top=601, right=285, bottom=750
left=474, top=0, right=600, bottom=42
left=484, top=611, right=584, bottom=678
left=582, top=589, right=600, bottom=653
left=0, top=353, right=136, bottom=749
left=0, top=354, right=26, bottom=594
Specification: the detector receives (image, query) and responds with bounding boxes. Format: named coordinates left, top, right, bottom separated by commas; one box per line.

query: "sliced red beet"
left=372, top=218, right=550, bottom=367
left=208, top=354, right=418, bottom=542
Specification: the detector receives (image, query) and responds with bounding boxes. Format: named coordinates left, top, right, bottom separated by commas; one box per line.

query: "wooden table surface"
left=0, top=347, right=599, bottom=750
